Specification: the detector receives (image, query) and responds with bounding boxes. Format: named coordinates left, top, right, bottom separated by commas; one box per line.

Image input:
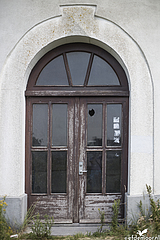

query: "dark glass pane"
left=87, top=151, right=102, bottom=193
left=88, top=55, right=120, bottom=86
left=52, top=104, right=67, bottom=146
left=52, top=151, right=67, bottom=193
left=32, top=104, right=48, bottom=146
left=106, top=151, right=121, bottom=193
left=32, top=151, right=47, bottom=193
left=87, top=104, right=102, bottom=146
left=106, top=104, right=122, bottom=146
left=66, top=52, right=90, bottom=85
left=36, top=55, right=69, bottom=86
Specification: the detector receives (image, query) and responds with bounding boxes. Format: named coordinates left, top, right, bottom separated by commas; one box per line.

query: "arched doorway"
left=25, top=43, right=129, bottom=223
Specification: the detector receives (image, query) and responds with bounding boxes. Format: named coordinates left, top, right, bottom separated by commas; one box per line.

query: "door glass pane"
left=106, top=151, right=121, bottom=193
left=52, top=151, right=67, bottom=193
left=32, top=151, right=47, bottom=193
left=66, top=52, right=90, bottom=85
left=52, top=104, right=67, bottom=146
left=87, top=104, right=102, bottom=146
left=106, top=104, right=122, bottom=146
left=88, top=55, right=120, bottom=86
left=36, top=55, right=69, bottom=86
left=32, top=104, right=48, bottom=146
left=87, top=151, right=102, bottom=193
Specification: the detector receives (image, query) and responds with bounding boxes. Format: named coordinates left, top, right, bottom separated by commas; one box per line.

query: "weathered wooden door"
left=25, top=42, right=129, bottom=223
left=26, top=96, right=128, bottom=223
left=78, top=97, right=128, bottom=223
left=26, top=97, right=75, bottom=223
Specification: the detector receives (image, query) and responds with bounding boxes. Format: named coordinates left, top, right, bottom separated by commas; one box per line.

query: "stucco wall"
left=0, top=0, right=159, bottom=224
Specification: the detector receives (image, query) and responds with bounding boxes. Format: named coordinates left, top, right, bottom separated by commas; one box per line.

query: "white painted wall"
left=0, top=0, right=159, bottom=202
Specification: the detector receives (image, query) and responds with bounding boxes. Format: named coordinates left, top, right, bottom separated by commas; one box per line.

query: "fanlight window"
left=88, top=55, right=119, bottom=86
left=36, top=55, right=69, bottom=86
left=26, top=43, right=128, bottom=96
left=36, top=52, right=120, bottom=86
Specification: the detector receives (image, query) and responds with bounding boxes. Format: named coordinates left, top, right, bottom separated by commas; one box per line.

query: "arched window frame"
left=26, top=43, right=129, bottom=97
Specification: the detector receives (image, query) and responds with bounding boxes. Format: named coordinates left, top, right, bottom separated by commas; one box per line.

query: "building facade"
left=0, top=0, right=159, bottom=225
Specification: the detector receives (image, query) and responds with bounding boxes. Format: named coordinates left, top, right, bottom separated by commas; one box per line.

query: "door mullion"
left=48, top=101, right=52, bottom=195
left=78, top=97, right=87, bottom=221
left=102, top=103, right=106, bottom=195
left=73, top=97, right=80, bottom=223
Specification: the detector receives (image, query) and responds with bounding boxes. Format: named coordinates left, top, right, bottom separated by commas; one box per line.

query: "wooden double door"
left=26, top=96, right=128, bottom=223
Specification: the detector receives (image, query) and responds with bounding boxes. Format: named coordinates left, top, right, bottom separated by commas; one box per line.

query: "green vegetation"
left=111, top=199, right=120, bottom=231
left=0, top=196, right=13, bottom=240
left=129, top=184, right=160, bottom=237
left=29, top=213, right=54, bottom=238
left=1, top=185, right=160, bottom=239
left=98, top=208, right=105, bottom=233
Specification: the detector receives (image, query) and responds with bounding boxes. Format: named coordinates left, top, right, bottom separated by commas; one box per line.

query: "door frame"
left=25, top=96, right=128, bottom=223
left=25, top=43, right=129, bottom=222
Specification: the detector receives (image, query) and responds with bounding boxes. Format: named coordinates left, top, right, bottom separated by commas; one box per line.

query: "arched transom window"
left=26, top=43, right=128, bottom=96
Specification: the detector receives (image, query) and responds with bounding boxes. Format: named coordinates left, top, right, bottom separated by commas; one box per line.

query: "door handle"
left=79, top=162, right=87, bottom=175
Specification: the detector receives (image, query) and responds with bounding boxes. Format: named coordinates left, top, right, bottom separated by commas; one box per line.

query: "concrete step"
left=25, top=223, right=110, bottom=236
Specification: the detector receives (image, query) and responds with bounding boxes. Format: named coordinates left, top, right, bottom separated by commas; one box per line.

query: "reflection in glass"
left=87, top=151, right=102, bottom=193
left=106, top=151, right=121, bottom=193
left=52, top=151, right=67, bottom=193
left=36, top=55, right=69, bottom=86
left=88, top=55, right=120, bottom=86
left=106, top=104, right=122, bottom=146
left=32, top=104, right=48, bottom=146
left=32, top=151, right=47, bottom=193
left=87, top=104, right=102, bottom=146
left=66, top=52, right=90, bottom=85
left=52, top=104, right=67, bottom=146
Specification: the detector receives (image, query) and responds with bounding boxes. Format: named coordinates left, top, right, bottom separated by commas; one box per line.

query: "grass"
left=3, top=185, right=160, bottom=239
left=11, top=232, right=126, bottom=239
